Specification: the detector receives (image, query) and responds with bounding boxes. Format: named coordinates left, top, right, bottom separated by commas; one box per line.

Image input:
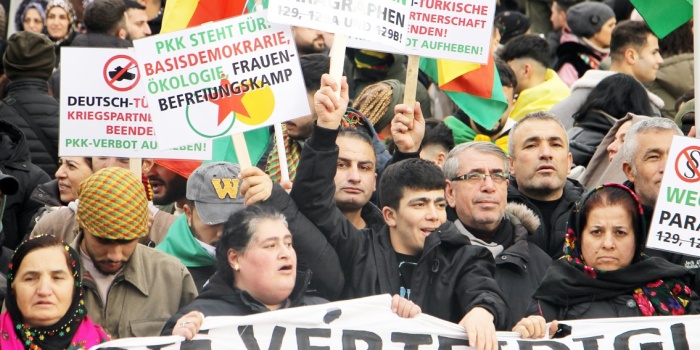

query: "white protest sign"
left=267, top=0, right=408, bottom=51
left=647, top=135, right=700, bottom=257
left=59, top=48, right=211, bottom=159
left=132, top=11, right=309, bottom=150
left=92, top=294, right=700, bottom=350
left=347, top=0, right=496, bottom=63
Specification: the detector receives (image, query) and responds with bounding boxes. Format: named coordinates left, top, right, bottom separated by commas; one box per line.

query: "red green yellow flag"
left=419, top=55, right=507, bottom=130
left=160, top=0, right=271, bottom=164
left=629, top=0, right=692, bottom=39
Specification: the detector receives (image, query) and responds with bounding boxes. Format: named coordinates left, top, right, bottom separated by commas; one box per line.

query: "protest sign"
left=92, top=294, right=700, bottom=350
left=347, top=0, right=496, bottom=63
left=267, top=0, right=408, bottom=51
left=132, top=11, right=309, bottom=150
left=647, top=135, right=700, bottom=257
left=59, top=48, right=211, bottom=159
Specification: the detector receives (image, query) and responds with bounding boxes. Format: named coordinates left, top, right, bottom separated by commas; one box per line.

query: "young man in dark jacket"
left=290, top=74, right=507, bottom=350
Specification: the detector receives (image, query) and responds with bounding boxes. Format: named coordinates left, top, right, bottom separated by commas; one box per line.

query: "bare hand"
left=239, top=167, right=273, bottom=206
left=391, top=294, right=422, bottom=318
left=512, top=316, right=558, bottom=339
left=314, top=74, right=349, bottom=130
left=171, top=311, right=204, bottom=341
left=459, top=307, right=497, bottom=350
left=280, top=179, right=293, bottom=194
left=390, top=102, right=425, bottom=153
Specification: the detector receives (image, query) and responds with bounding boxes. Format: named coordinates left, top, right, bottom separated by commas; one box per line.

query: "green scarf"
left=156, top=215, right=216, bottom=267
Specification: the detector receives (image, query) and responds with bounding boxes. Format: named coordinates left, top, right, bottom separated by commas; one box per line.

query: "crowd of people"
left=0, top=0, right=698, bottom=349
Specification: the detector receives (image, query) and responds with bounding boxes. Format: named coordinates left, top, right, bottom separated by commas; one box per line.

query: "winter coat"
left=0, top=120, right=50, bottom=250
left=569, top=110, right=618, bottom=167
left=70, top=233, right=197, bottom=338
left=645, top=53, right=694, bottom=120
left=1, top=79, right=60, bottom=177
left=554, top=30, right=609, bottom=87
left=160, top=270, right=326, bottom=336
left=550, top=70, right=664, bottom=130
left=507, top=178, right=586, bottom=259
left=290, top=124, right=509, bottom=329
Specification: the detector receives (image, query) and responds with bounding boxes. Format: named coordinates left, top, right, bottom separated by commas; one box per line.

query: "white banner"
left=92, top=294, right=700, bottom=350
left=647, top=135, right=700, bottom=258
left=59, top=48, right=211, bottom=159
left=132, top=11, right=310, bottom=150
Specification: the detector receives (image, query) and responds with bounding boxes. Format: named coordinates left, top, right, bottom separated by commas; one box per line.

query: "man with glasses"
left=507, top=112, right=586, bottom=258
left=444, top=142, right=551, bottom=328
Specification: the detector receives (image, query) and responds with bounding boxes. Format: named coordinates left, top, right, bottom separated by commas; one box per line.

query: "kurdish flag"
left=419, top=55, right=507, bottom=130
left=629, top=0, right=692, bottom=39
left=160, top=0, right=271, bottom=164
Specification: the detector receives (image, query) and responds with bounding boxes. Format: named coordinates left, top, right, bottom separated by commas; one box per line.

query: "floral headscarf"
left=563, top=183, right=692, bottom=316
left=43, top=0, right=76, bottom=44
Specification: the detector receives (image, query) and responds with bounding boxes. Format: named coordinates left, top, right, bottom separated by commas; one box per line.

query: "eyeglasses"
left=451, top=173, right=509, bottom=183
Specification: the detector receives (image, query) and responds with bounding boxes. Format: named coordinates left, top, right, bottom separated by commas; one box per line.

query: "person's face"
left=145, top=163, right=188, bottom=205
left=185, top=205, right=223, bottom=246
left=607, top=121, right=633, bottom=163
left=231, top=220, right=296, bottom=309
left=292, top=27, right=326, bottom=55
left=446, top=152, right=509, bottom=233
left=125, top=8, right=151, bottom=40
left=509, top=119, right=572, bottom=201
left=13, top=246, right=74, bottom=327
left=631, top=34, right=663, bottom=83
left=590, top=17, right=616, bottom=49
left=284, top=93, right=316, bottom=140
left=55, top=157, right=93, bottom=203
left=550, top=2, right=566, bottom=31
left=383, top=189, right=447, bottom=255
left=80, top=230, right=138, bottom=275
left=581, top=205, right=636, bottom=271
left=623, top=130, right=676, bottom=206
left=23, top=8, right=44, bottom=33
left=46, top=7, right=70, bottom=39
left=334, top=136, right=377, bottom=213
left=91, top=157, right=130, bottom=171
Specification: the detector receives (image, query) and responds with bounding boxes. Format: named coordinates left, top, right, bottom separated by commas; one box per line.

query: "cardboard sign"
left=267, top=0, right=408, bottom=51
left=647, top=135, right=700, bottom=257
left=60, top=48, right=211, bottom=159
left=132, top=11, right=309, bottom=150
left=92, top=295, right=700, bottom=349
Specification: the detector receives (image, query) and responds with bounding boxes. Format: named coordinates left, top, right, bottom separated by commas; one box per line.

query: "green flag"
left=630, top=0, right=692, bottom=39
left=210, top=127, right=270, bottom=165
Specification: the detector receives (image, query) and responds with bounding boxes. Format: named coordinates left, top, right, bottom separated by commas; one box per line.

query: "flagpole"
left=695, top=0, right=699, bottom=138
left=403, top=55, right=420, bottom=119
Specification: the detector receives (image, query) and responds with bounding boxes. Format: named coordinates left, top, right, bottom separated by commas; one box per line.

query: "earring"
left=234, top=264, right=240, bottom=271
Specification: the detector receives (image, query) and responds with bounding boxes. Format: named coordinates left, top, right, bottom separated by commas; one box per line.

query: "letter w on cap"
left=211, top=178, right=240, bottom=199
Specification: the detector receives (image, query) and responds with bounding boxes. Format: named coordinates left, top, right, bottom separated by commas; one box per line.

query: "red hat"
left=153, top=159, right=202, bottom=179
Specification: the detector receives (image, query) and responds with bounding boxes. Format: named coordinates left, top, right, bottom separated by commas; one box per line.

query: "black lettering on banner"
left=671, top=323, right=690, bottom=350
left=613, top=328, right=660, bottom=350
left=573, top=335, right=604, bottom=350
left=238, top=325, right=286, bottom=350
left=391, top=332, right=433, bottom=349
left=517, top=340, right=570, bottom=350
left=341, top=330, right=382, bottom=349
left=181, top=339, right=212, bottom=350
left=437, top=335, right=469, bottom=349
left=296, top=328, right=331, bottom=350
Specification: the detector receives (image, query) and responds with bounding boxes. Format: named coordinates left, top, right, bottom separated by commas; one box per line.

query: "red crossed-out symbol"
left=103, top=54, right=140, bottom=92
left=675, top=145, right=700, bottom=183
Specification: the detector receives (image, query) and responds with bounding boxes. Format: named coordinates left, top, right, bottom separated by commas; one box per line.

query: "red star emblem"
left=209, top=78, right=250, bottom=126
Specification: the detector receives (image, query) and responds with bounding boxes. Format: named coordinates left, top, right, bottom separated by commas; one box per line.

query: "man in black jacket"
left=290, top=74, right=507, bottom=350
left=444, top=142, right=552, bottom=329
left=507, top=111, right=586, bottom=258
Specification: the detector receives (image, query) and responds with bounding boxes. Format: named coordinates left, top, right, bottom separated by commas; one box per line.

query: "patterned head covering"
left=77, top=167, right=149, bottom=240
left=44, top=0, right=77, bottom=43
left=563, top=183, right=692, bottom=316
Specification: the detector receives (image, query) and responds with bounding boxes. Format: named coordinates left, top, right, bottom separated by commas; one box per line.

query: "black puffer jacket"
left=507, top=178, right=586, bottom=259
left=569, top=110, right=617, bottom=167
left=1, top=79, right=59, bottom=177
left=290, top=124, right=509, bottom=329
left=0, top=120, right=50, bottom=250
left=160, top=270, right=326, bottom=335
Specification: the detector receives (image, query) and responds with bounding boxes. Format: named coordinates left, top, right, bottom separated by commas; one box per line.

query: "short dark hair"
left=610, top=20, right=654, bottom=61
left=422, top=119, right=455, bottom=153
left=216, top=206, right=287, bottom=282
left=300, top=53, right=329, bottom=93
left=499, top=34, right=551, bottom=69
left=675, top=90, right=694, bottom=111
left=574, top=74, right=652, bottom=120
left=495, top=58, right=517, bottom=90
left=659, top=20, right=693, bottom=57
left=84, top=0, right=127, bottom=35
left=338, top=127, right=377, bottom=163
left=379, top=158, right=445, bottom=209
